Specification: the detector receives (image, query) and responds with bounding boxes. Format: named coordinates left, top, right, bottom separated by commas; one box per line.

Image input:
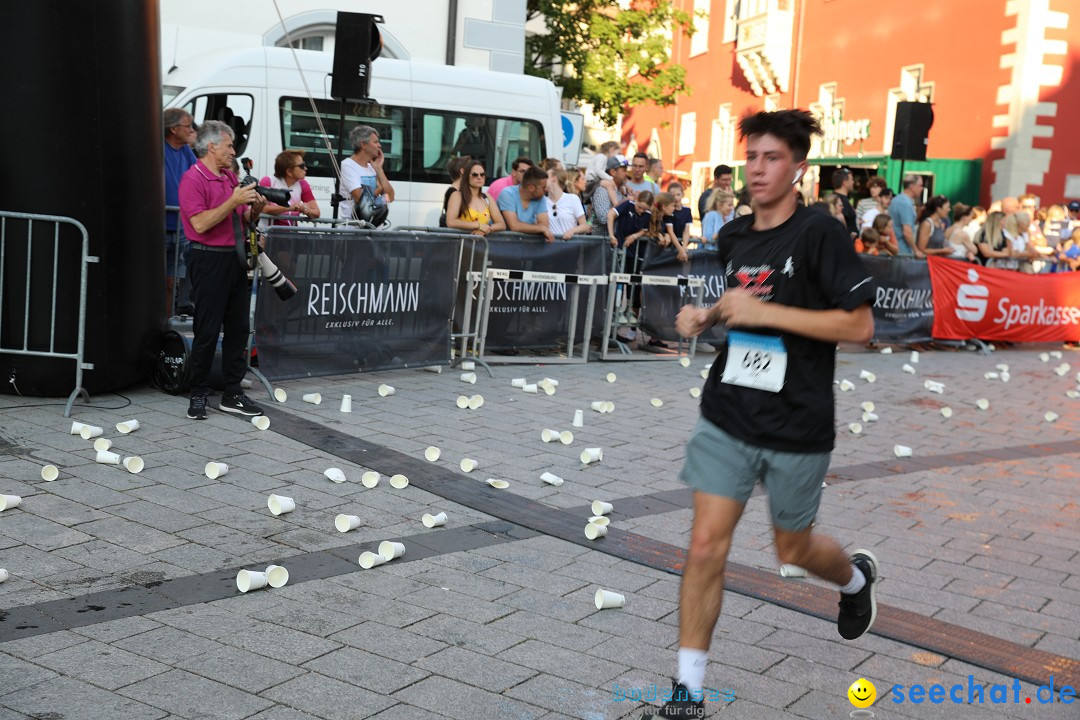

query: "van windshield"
left=162, top=85, right=184, bottom=106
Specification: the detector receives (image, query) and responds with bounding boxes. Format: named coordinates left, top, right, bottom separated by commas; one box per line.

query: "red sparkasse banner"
left=928, top=257, right=1080, bottom=342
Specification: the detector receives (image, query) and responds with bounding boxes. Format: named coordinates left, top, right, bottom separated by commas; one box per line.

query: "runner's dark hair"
left=738, top=110, right=821, bottom=162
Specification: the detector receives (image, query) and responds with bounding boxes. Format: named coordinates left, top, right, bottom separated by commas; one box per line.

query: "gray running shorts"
left=679, top=416, right=830, bottom=531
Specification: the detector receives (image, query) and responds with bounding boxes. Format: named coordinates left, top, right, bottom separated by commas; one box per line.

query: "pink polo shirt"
left=487, top=175, right=515, bottom=205
left=179, top=160, right=245, bottom=247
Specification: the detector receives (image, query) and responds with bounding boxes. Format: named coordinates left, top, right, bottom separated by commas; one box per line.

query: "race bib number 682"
left=721, top=330, right=787, bottom=393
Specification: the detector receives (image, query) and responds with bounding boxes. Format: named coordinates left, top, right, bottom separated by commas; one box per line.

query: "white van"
left=164, top=47, right=562, bottom=227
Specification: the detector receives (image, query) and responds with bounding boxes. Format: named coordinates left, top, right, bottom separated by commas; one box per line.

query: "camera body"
left=239, top=157, right=291, bottom=206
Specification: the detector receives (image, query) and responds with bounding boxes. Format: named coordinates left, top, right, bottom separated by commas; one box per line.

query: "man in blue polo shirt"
left=497, top=166, right=554, bottom=242
left=164, top=108, right=198, bottom=316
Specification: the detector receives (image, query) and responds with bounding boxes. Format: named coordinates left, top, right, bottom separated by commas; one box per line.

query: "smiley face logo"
left=848, top=678, right=876, bottom=708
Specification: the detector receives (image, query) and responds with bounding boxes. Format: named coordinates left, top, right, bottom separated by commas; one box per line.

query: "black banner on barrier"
left=639, top=246, right=727, bottom=344
left=862, top=256, right=934, bottom=342
left=457, top=235, right=608, bottom=350
left=254, top=229, right=457, bottom=380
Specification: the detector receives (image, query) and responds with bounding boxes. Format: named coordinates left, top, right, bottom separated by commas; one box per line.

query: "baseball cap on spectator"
left=1068, top=201, right=1080, bottom=212
left=606, top=154, right=629, bottom=171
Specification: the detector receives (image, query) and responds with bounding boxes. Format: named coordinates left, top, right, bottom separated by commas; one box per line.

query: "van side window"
left=279, top=97, right=406, bottom=182
left=185, top=94, right=254, bottom=156
left=415, top=111, right=545, bottom=184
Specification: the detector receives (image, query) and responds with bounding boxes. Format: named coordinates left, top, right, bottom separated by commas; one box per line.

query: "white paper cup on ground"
left=848, top=422, right=862, bottom=435
left=240, top=378, right=253, bottom=389
left=378, top=384, right=396, bottom=397
left=80, top=425, right=104, bottom=440
left=700, top=369, right=709, bottom=379
left=302, top=393, right=322, bottom=405
left=379, top=541, right=405, bottom=560
left=41, top=464, right=59, bottom=481
left=116, top=419, right=140, bottom=434
left=0, top=495, right=21, bottom=512
left=861, top=412, right=878, bottom=423
left=573, top=410, right=584, bottom=428
left=585, top=522, right=608, bottom=540
left=838, top=380, right=855, bottom=392
left=996, top=363, right=1009, bottom=372
left=542, top=377, right=560, bottom=387
left=205, top=462, right=228, bottom=479
left=461, top=361, right=475, bottom=371
left=591, top=500, right=613, bottom=516
left=268, top=494, right=295, bottom=516
left=468, top=394, right=484, bottom=409
left=780, top=564, right=808, bottom=578
left=359, top=551, right=388, bottom=569
left=511, top=378, right=527, bottom=388
left=539, top=382, right=556, bottom=396
left=984, top=371, right=999, bottom=380
left=523, top=383, right=538, bottom=394
left=606, top=372, right=616, bottom=383
left=274, top=388, right=287, bottom=403
left=1051, top=351, right=1063, bottom=359
left=1044, top=411, right=1059, bottom=423
left=94, top=438, right=112, bottom=452
left=559, top=430, right=574, bottom=445
left=650, top=398, right=664, bottom=408
left=324, top=467, right=346, bottom=484
left=690, top=387, right=702, bottom=398
left=893, top=444, right=913, bottom=458
left=588, top=515, right=611, bottom=526
left=859, top=370, right=876, bottom=383
left=860, top=401, right=875, bottom=412
left=540, top=472, right=564, bottom=486
left=336, top=514, right=361, bottom=532
left=941, top=407, right=953, bottom=418
left=1066, top=390, right=1080, bottom=399
left=96, top=450, right=121, bottom=465
left=361, top=471, right=380, bottom=488
left=460, top=372, right=477, bottom=384
left=902, top=364, right=916, bottom=374
left=679, top=356, right=691, bottom=367
left=590, top=401, right=606, bottom=413
left=580, top=448, right=602, bottom=465
left=541, top=429, right=559, bottom=443
left=390, top=474, right=409, bottom=489
left=122, top=456, right=144, bottom=474
left=265, top=565, right=289, bottom=588
left=251, top=415, right=270, bottom=431
left=1055, top=364, right=1071, bottom=377
left=1000, top=372, right=1010, bottom=382
left=605, top=401, right=616, bottom=413
left=0, top=569, right=8, bottom=583
left=424, top=446, right=441, bottom=462
left=340, top=394, right=352, bottom=413
left=456, top=395, right=470, bottom=409
left=486, top=478, right=509, bottom=489
left=594, top=588, right=625, bottom=609
left=880, top=347, right=893, bottom=354
left=1039, top=352, right=1050, bottom=362
left=976, top=398, right=990, bottom=410
left=236, top=569, right=268, bottom=593
left=910, top=351, right=919, bottom=363
left=70, top=421, right=88, bottom=435
left=423, top=511, right=447, bottom=528
left=460, top=458, right=478, bottom=473
left=423, top=365, right=443, bottom=374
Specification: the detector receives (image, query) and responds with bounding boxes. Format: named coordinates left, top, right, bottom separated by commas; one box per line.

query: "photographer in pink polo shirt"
left=178, top=120, right=266, bottom=422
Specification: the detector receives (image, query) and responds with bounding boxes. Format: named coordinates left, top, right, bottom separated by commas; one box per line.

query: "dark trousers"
left=187, top=247, right=249, bottom=396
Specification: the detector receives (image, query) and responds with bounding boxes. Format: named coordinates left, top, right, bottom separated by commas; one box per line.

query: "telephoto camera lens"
left=256, top=252, right=297, bottom=301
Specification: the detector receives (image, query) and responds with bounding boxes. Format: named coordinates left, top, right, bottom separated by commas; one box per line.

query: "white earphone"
left=792, top=168, right=804, bottom=185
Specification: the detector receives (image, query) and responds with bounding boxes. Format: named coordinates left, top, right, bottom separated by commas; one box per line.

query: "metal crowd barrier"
left=601, top=266, right=703, bottom=361
left=476, top=268, right=608, bottom=364
left=0, top=210, right=98, bottom=416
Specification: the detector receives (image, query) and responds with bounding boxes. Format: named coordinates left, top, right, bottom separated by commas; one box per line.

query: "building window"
left=679, top=113, right=697, bottom=156
left=649, top=128, right=663, bottom=162
left=690, top=0, right=710, bottom=57
left=276, top=32, right=330, bottom=52
left=722, top=0, right=739, bottom=43
left=710, top=104, right=735, bottom=164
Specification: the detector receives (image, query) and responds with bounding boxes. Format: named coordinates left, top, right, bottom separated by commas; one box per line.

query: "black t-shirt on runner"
left=700, top=206, right=875, bottom=453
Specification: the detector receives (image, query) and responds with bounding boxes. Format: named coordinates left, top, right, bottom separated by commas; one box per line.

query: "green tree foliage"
left=526, top=0, right=696, bottom=126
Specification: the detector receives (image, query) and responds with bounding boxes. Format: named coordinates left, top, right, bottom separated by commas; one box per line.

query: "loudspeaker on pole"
left=891, top=101, right=934, bottom=161
left=331, top=12, right=384, bottom=101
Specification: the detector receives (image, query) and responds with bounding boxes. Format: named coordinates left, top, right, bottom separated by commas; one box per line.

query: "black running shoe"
left=640, top=680, right=706, bottom=718
left=838, top=549, right=879, bottom=640
left=187, top=393, right=208, bottom=420
left=219, top=393, right=263, bottom=417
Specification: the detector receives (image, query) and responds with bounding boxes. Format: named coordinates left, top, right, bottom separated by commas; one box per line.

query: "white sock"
left=839, top=562, right=866, bottom=595
left=677, top=647, right=708, bottom=694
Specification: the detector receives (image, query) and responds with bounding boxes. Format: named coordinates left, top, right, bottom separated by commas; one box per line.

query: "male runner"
left=642, top=109, right=879, bottom=718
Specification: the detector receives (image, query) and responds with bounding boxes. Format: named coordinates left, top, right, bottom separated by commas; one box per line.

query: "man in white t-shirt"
left=340, top=125, right=394, bottom=221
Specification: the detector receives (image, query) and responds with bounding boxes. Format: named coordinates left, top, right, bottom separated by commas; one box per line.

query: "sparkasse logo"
left=955, top=268, right=989, bottom=322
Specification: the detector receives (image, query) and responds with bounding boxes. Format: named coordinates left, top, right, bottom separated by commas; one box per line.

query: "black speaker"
left=331, top=12, right=383, bottom=101
left=891, top=101, right=934, bottom=161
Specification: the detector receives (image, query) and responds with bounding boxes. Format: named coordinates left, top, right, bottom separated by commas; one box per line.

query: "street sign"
left=561, top=112, right=584, bottom=166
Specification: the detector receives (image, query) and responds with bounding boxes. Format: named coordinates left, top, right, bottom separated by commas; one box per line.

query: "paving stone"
left=498, top=639, right=629, bottom=687
left=0, top=676, right=169, bottom=720
left=393, top=676, right=547, bottom=720
left=487, top=611, right=612, bottom=652
left=73, top=616, right=163, bottom=644
left=303, top=647, right=430, bottom=694
left=118, top=668, right=274, bottom=719
left=113, top=625, right=225, bottom=665
left=503, top=672, right=646, bottom=719
left=415, top=645, right=536, bottom=692
left=224, top=620, right=342, bottom=664
left=177, top=645, right=305, bottom=694
left=366, top=704, right=452, bottom=720
left=0, top=652, right=60, bottom=695
left=0, top=629, right=87, bottom=660
left=262, top=671, right=396, bottom=720
left=34, top=639, right=170, bottom=690
left=328, top=622, right=447, bottom=664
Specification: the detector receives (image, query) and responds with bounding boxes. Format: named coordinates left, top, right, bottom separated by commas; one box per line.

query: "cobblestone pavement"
left=0, top=343, right=1078, bottom=719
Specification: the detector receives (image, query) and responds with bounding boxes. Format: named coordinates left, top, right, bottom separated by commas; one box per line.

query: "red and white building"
left=622, top=0, right=1079, bottom=209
